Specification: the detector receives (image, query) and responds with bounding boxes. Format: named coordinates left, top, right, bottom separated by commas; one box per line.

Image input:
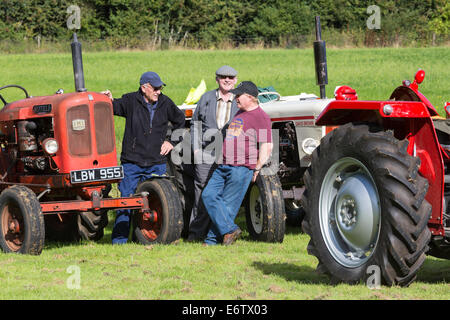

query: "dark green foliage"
left=0, top=0, right=448, bottom=50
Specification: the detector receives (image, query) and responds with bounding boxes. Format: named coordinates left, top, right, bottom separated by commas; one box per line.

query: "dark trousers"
left=187, top=162, right=218, bottom=240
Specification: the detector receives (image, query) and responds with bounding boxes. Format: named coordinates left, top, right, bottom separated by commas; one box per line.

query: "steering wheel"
left=0, top=85, right=30, bottom=106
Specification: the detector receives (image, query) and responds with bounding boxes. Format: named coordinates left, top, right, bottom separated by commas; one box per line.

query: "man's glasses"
left=144, top=84, right=163, bottom=91
left=218, top=75, right=236, bottom=80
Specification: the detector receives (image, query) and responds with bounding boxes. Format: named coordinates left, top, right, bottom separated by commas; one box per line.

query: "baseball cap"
left=215, top=65, right=238, bottom=77
left=140, top=71, right=166, bottom=87
left=230, top=81, right=259, bottom=98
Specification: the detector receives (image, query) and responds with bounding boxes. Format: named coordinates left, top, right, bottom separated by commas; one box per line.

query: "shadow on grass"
left=43, top=220, right=114, bottom=251
left=416, top=257, right=450, bottom=284
left=252, top=261, right=329, bottom=285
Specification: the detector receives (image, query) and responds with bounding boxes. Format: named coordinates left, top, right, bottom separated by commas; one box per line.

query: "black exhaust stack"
left=71, top=33, right=87, bottom=92
left=313, top=16, right=328, bottom=99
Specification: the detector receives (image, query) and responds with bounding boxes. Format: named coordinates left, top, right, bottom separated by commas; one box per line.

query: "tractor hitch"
left=40, top=193, right=150, bottom=215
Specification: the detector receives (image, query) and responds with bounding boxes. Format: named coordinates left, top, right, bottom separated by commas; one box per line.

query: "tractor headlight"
left=43, top=138, right=58, bottom=155
left=302, top=138, right=319, bottom=155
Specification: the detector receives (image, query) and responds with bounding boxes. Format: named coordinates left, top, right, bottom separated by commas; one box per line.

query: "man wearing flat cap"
left=187, top=65, right=239, bottom=242
left=102, top=71, right=185, bottom=244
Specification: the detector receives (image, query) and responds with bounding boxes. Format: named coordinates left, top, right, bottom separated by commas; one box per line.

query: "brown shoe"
left=222, top=228, right=242, bottom=246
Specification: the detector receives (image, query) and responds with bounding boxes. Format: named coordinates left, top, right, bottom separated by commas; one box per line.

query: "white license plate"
left=70, top=166, right=124, bottom=184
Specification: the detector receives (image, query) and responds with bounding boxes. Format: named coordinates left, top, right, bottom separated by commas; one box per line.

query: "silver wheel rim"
left=249, top=184, right=263, bottom=234
left=319, top=157, right=381, bottom=268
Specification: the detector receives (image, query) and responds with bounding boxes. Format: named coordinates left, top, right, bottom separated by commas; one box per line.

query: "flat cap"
left=215, top=65, right=238, bottom=77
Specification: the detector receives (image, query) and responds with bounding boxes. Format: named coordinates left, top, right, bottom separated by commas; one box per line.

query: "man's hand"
left=252, top=169, right=259, bottom=183
left=252, top=142, right=273, bottom=182
left=160, top=141, right=174, bottom=155
left=101, top=90, right=113, bottom=100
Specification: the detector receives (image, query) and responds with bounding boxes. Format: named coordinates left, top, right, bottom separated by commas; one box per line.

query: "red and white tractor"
left=301, top=67, right=450, bottom=286
left=179, top=17, right=450, bottom=286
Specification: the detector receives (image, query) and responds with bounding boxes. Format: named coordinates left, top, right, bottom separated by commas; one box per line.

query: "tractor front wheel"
left=302, top=123, right=431, bottom=286
left=0, top=185, right=45, bottom=255
left=132, top=178, right=183, bottom=244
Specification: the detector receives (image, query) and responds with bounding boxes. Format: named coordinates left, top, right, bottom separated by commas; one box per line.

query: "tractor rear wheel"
left=302, top=123, right=431, bottom=286
left=245, top=174, right=285, bottom=242
left=132, top=178, right=183, bottom=244
left=0, top=185, right=45, bottom=255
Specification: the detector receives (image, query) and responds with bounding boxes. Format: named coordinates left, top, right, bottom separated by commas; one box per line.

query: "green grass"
left=0, top=47, right=450, bottom=299
left=0, top=212, right=449, bottom=300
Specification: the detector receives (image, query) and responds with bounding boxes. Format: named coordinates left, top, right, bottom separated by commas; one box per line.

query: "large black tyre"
left=301, top=123, right=431, bottom=286
left=132, top=178, right=183, bottom=244
left=245, top=174, right=285, bottom=242
left=77, top=210, right=108, bottom=241
left=77, top=185, right=110, bottom=241
left=0, top=185, right=45, bottom=255
left=166, top=158, right=194, bottom=238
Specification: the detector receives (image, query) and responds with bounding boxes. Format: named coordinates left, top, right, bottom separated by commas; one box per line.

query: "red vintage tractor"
left=0, top=34, right=183, bottom=255
left=301, top=68, right=450, bottom=286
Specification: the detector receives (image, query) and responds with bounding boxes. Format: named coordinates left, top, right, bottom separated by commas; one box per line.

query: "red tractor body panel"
left=3, top=92, right=118, bottom=174
left=315, top=97, right=445, bottom=237
left=0, top=91, right=147, bottom=215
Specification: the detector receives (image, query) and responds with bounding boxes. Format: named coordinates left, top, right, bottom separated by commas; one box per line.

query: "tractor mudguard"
left=315, top=100, right=431, bottom=127
left=315, top=100, right=445, bottom=237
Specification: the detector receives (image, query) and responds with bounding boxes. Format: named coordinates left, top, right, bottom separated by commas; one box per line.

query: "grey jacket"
left=190, top=89, right=238, bottom=157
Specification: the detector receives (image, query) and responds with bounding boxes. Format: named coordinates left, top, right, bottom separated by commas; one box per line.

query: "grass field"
left=0, top=46, right=450, bottom=300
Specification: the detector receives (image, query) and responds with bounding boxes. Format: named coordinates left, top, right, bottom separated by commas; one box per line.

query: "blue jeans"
left=112, top=162, right=166, bottom=244
left=202, top=165, right=253, bottom=245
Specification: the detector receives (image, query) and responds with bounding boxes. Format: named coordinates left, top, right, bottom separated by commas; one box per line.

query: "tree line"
left=0, top=0, right=448, bottom=52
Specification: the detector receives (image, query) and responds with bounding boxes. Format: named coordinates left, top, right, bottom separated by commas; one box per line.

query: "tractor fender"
left=315, top=100, right=431, bottom=127
left=316, top=99, right=445, bottom=237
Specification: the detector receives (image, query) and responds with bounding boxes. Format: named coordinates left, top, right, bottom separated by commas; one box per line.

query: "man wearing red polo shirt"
left=201, top=81, right=273, bottom=246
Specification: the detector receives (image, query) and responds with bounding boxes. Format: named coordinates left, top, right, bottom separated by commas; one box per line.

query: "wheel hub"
left=338, top=198, right=357, bottom=228
left=249, top=185, right=263, bottom=233
left=320, top=157, right=381, bottom=268
left=8, top=218, right=20, bottom=234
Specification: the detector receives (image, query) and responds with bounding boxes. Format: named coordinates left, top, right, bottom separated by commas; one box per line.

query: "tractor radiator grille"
left=94, top=102, right=115, bottom=155
left=67, top=104, right=92, bottom=156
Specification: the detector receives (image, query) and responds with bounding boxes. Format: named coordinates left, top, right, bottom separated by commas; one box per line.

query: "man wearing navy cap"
left=102, top=71, right=185, bottom=244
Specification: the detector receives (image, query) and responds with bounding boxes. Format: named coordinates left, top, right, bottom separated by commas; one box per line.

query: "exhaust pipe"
left=313, top=16, right=328, bottom=99
left=71, top=33, right=87, bottom=92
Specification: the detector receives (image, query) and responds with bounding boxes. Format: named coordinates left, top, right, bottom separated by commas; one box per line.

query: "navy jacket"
left=113, top=90, right=185, bottom=167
